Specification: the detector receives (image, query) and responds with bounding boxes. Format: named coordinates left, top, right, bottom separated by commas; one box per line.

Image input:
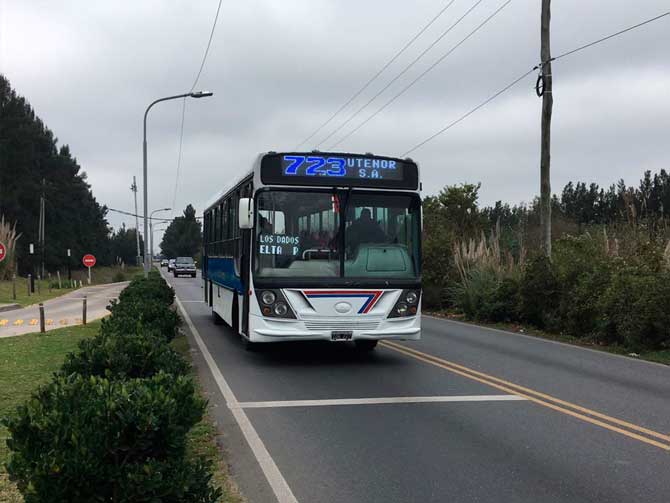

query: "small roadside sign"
left=82, top=254, right=96, bottom=284
left=82, top=254, right=96, bottom=268
left=0, top=242, right=6, bottom=263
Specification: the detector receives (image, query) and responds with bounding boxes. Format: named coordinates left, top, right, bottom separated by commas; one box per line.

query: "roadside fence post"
left=57, top=270, right=62, bottom=289
left=39, top=303, right=45, bottom=333
left=27, top=274, right=32, bottom=296
left=48, top=273, right=52, bottom=292
left=82, top=296, right=87, bottom=325
left=12, top=274, right=16, bottom=300
left=37, top=275, right=41, bottom=295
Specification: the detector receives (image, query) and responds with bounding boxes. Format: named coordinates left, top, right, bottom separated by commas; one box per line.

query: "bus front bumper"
left=248, top=314, right=421, bottom=343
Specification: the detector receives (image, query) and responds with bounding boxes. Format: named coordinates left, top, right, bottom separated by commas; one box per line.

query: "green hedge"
left=451, top=235, right=670, bottom=351
left=2, top=273, right=222, bottom=502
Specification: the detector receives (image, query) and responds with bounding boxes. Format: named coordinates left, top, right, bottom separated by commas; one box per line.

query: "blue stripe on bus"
left=205, top=257, right=243, bottom=292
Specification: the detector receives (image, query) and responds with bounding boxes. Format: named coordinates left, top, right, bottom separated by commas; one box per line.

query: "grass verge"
left=0, top=266, right=142, bottom=307
left=172, top=332, right=245, bottom=503
left=0, top=321, right=101, bottom=502
left=428, top=311, right=670, bottom=366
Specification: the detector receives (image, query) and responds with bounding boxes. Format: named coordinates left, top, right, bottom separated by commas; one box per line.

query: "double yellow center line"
left=381, top=340, right=670, bottom=451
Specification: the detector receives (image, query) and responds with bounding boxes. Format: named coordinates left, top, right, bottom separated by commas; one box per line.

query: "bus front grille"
left=303, top=319, right=381, bottom=331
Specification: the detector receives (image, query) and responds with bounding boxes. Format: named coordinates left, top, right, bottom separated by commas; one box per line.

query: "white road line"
left=173, top=294, right=298, bottom=503
left=236, top=395, right=527, bottom=409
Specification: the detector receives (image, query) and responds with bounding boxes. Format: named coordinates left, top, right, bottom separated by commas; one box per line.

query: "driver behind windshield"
left=347, top=208, right=386, bottom=256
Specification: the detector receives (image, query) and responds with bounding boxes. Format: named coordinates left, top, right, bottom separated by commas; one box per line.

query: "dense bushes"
left=2, top=271, right=222, bottom=502
left=450, top=234, right=670, bottom=351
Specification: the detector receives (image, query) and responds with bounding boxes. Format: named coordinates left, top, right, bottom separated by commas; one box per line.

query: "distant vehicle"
left=160, top=259, right=169, bottom=267
left=167, top=258, right=176, bottom=271
left=174, top=256, right=197, bottom=278
left=202, top=151, right=422, bottom=351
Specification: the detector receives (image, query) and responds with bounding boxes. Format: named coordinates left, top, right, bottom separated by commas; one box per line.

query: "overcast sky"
left=2, top=0, right=669, bottom=241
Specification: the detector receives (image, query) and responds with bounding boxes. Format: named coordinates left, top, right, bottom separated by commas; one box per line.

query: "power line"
left=172, top=0, right=224, bottom=214
left=293, top=0, right=458, bottom=150
left=315, top=0, right=486, bottom=149
left=108, top=207, right=204, bottom=222
left=108, top=207, right=173, bottom=222
left=328, top=0, right=512, bottom=150
left=402, top=67, right=535, bottom=157
left=400, top=10, right=670, bottom=157
left=551, top=10, right=670, bottom=63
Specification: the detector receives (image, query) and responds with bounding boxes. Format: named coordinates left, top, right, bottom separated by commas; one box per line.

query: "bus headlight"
left=388, top=289, right=421, bottom=318
left=274, top=302, right=288, bottom=316
left=261, top=291, right=276, bottom=305
left=254, top=289, right=296, bottom=319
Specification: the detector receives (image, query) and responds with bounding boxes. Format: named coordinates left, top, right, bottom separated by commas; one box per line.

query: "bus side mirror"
left=239, top=198, right=253, bottom=229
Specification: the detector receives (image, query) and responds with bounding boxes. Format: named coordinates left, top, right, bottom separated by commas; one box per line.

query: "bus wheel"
left=355, top=340, right=378, bottom=352
left=212, top=310, right=224, bottom=325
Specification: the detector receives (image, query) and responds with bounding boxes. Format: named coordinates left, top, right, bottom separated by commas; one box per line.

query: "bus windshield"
left=254, top=190, right=420, bottom=280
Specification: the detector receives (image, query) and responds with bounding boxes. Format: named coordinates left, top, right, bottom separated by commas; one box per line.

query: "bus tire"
left=355, top=340, right=378, bottom=351
left=212, top=310, right=224, bottom=325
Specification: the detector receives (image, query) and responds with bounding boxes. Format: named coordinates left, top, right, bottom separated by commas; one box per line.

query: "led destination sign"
left=260, top=153, right=418, bottom=189
left=283, top=155, right=404, bottom=181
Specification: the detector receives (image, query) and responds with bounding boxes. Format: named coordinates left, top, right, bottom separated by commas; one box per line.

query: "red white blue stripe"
left=303, top=290, right=383, bottom=314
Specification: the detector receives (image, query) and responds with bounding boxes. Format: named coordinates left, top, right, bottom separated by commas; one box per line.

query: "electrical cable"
left=401, top=67, right=535, bottom=157
left=399, top=10, right=670, bottom=157
left=328, top=0, right=512, bottom=150
left=172, top=0, right=224, bottom=214
left=550, top=10, right=669, bottom=63
left=315, top=0, right=487, bottom=149
left=293, top=0, right=458, bottom=150
left=108, top=207, right=203, bottom=221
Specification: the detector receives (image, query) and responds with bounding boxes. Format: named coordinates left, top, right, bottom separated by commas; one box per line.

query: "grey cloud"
left=2, top=0, right=668, bottom=235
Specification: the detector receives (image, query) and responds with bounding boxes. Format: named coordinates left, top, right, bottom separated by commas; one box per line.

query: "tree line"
left=422, top=170, right=670, bottom=352
left=0, top=75, right=203, bottom=278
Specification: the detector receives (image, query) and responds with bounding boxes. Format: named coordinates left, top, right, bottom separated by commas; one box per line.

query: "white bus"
left=202, top=151, right=422, bottom=350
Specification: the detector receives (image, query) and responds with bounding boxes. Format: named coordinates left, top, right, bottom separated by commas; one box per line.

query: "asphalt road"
left=0, top=282, right=128, bottom=337
left=162, top=270, right=670, bottom=503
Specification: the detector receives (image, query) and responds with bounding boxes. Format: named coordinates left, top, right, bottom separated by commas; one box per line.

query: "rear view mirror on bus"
left=239, top=197, right=254, bottom=229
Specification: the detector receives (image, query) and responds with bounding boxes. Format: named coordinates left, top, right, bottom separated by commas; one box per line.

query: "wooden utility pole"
left=540, top=0, right=553, bottom=256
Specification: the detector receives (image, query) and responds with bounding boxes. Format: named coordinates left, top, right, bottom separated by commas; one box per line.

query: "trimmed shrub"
left=120, top=272, right=175, bottom=306
left=3, top=373, right=217, bottom=503
left=60, top=330, right=190, bottom=379
left=103, top=298, right=180, bottom=342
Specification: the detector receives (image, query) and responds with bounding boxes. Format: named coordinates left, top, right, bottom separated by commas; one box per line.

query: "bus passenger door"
left=240, top=228, right=251, bottom=335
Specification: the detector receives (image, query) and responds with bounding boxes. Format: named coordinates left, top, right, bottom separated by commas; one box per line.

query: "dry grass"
left=0, top=216, right=21, bottom=281
left=453, top=222, right=525, bottom=285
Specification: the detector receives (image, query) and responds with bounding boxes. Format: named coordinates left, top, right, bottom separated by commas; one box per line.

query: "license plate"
left=331, top=331, right=353, bottom=341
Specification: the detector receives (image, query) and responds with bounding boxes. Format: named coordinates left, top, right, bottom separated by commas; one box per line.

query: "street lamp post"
left=142, top=91, right=213, bottom=277
left=149, top=208, right=171, bottom=265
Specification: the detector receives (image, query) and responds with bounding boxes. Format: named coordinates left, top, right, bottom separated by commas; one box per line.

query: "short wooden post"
left=27, top=275, right=32, bottom=296
left=57, top=270, right=62, bottom=289
left=37, top=275, right=41, bottom=295
left=12, top=274, right=17, bottom=300
left=39, top=303, right=45, bottom=333
left=48, top=273, right=52, bottom=292
left=82, top=296, right=87, bottom=325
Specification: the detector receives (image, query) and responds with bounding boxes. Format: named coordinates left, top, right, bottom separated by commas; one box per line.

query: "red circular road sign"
left=82, top=254, right=96, bottom=268
left=0, top=242, right=6, bottom=263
